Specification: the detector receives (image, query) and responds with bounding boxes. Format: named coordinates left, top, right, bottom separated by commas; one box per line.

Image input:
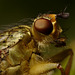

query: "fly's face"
left=31, top=14, right=63, bottom=44
left=0, top=10, right=72, bottom=75
left=31, top=12, right=69, bottom=47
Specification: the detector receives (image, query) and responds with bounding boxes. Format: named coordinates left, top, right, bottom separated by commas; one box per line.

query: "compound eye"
left=34, top=18, right=53, bottom=35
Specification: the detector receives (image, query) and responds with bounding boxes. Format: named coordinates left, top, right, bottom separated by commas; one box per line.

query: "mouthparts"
left=54, top=37, right=66, bottom=47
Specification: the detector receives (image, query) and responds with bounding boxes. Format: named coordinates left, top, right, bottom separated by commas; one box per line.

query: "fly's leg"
left=49, top=49, right=73, bottom=75
left=29, top=62, right=65, bottom=75
left=29, top=54, right=65, bottom=75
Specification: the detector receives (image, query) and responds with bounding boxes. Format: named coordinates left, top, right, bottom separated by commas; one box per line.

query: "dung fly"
left=0, top=10, right=73, bottom=75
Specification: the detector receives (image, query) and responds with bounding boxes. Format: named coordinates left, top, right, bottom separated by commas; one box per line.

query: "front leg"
left=49, top=49, right=73, bottom=75
left=29, top=54, right=65, bottom=75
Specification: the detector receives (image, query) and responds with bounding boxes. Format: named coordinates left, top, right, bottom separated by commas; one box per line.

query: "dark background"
left=0, top=0, right=75, bottom=39
left=0, top=0, right=75, bottom=75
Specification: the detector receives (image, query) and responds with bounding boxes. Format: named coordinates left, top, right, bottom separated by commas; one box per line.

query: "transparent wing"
left=0, top=17, right=34, bottom=33
left=17, top=18, right=34, bottom=25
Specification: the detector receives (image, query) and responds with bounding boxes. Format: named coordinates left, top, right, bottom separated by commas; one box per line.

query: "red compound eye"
left=34, top=18, right=53, bottom=35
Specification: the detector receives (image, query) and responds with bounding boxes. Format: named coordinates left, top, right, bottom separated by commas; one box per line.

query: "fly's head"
left=31, top=12, right=69, bottom=47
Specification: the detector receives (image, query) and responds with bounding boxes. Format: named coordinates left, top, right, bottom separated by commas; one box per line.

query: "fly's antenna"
left=57, top=6, right=70, bottom=19
left=63, top=6, right=67, bottom=13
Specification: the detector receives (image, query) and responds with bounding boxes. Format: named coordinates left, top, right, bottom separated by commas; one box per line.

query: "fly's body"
left=0, top=12, right=73, bottom=75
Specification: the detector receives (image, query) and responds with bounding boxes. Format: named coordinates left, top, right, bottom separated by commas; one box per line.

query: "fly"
left=0, top=10, right=73, bottom=75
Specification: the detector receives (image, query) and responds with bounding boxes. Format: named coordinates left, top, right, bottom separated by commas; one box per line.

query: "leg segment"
left=29, top=54, right=65, bottom=75
left=29, top=62, right=65, bottom=75
left=49, top=49, right=73, bottom=75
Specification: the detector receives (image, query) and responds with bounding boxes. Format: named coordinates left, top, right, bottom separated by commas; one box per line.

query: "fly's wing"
left=17, top=18, right=34, bottom=25
left=0, top=25, right=31, bottom=50
left=0, top=18, right=34, bottom=33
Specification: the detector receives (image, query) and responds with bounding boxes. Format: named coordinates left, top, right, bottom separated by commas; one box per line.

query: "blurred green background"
left=0, top=0, right=75, bottom=75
